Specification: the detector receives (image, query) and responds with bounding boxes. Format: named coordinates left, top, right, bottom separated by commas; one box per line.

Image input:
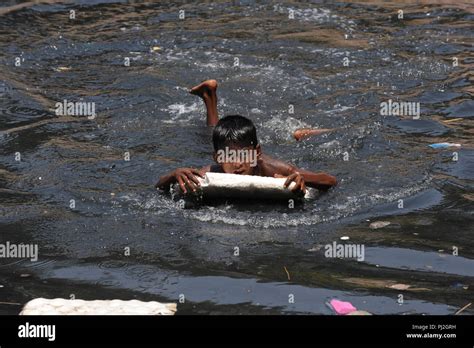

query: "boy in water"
left=156, top=79, right=337, bottom=194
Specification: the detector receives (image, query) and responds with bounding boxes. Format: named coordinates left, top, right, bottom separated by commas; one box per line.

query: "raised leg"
left=189, top=79, right=219, bottom=126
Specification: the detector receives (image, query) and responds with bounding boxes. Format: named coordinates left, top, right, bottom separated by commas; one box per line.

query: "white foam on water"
left=162, top=101, right=202, bottom=124
left=273, top=5, right=356, bottom=32
left=319, top=140, right=340, bottom=149
left=199, top=61, right=228, bottom=69
left=260, top=115, right=312, bottom=143
left=116, top=192, right=175, bottom=215
left=323, top=105, right=356, bottom=114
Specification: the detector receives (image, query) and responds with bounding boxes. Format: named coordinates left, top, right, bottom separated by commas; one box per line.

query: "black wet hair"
left=212, top=115, right=258, bottom=152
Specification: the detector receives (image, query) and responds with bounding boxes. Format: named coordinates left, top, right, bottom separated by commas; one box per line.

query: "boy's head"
left=212, top=115, right=261, bottom=175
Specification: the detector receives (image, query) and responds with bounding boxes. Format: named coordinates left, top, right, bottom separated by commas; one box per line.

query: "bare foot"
left=294, top=128, right=335, bottom=141
left=189, top=79, right=218, bottom=98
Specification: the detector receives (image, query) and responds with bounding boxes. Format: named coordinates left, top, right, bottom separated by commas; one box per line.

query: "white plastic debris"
left=197, top=172, right=310, bottom=200
left=428, top=143, right=461, bottom=149
left=347, top=310, right=372, bottom=315
left=369, top=221, right=391, bottom=229
left=20, top=298, right=177, bottom=315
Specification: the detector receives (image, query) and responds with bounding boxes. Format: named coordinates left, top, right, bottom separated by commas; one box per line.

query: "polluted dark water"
left=0, top=0, right=473, bottom=315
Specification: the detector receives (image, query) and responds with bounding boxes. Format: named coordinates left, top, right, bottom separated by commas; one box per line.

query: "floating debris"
left=388, top=283, right=411, bottom=291
left=462, top=193, right=474, bottom=201
left=455, top=303, right=471, bottom=315
left=340, top=236, right=350, bottom=240
left=347, top=310, right=372, bottom=315
left=428, top=143, right=461, bottom=149
left=307, top=245, right=323, bottom=252
left=369, top=221, right=391, bottom=229
left=20, top=298, right=177, bottom=315
left=442, top=118, right=463, bottom=124
left=0, top=301, right=21, bottom=305
left=283, top=266, right=291, bottom=281
left=328, top=299, right=357, bottom=315
left=342, top=277, right=430, bottom=292
left=54, top=67, right=71, bottom=72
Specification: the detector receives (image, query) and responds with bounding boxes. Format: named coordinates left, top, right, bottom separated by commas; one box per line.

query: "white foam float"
left=20, top=298, right=177, bottom=315
left=197, top=172, right=310, bottom=200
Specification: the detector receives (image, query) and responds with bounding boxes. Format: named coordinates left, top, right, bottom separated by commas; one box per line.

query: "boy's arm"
left=155, top=166, right=211, bottom=192
left=261, top=155, right=337, bottom=191
left=155, top=170, right=177, bottom=190
left=291, top=167, right=337, bottom=191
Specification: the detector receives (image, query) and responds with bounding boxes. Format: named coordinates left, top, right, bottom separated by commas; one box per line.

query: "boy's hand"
left=173, top=168, right=203, bottom=194
left=274, top=172, right=306, bottom=194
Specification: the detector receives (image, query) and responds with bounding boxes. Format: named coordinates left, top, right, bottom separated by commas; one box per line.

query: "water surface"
left=0, top=0, right=473, bottom=314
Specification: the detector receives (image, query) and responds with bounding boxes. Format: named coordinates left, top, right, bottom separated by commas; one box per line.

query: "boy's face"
left=214, top=144, right=261, bottom=175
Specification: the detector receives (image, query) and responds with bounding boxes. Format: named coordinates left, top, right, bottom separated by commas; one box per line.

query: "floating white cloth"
left=197, top=172, right=310, bottom=200
left=20, top=298, right=177, bottom=315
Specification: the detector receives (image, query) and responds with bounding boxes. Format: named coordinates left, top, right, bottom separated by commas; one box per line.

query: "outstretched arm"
left=292, top=168, right=337, bottom=191
left=155, top=166, right=211, bottom=193
left=261, top=155, right=337, bottom=191
left=155, top=170, right=178, bottom=190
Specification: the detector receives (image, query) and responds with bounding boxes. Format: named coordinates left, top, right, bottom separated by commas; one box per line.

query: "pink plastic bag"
left=329, top=299, right=357, bottom=315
